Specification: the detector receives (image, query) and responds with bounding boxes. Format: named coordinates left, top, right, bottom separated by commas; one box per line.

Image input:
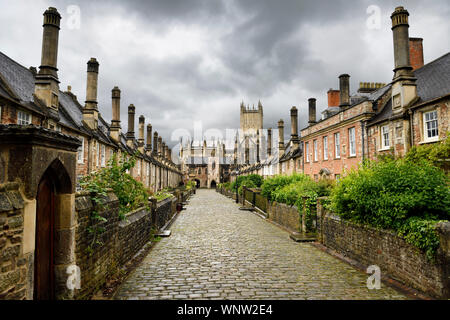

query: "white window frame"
left=96, top=142, right=100, bottom=167
left=349, top=127, right=356, bottom=157
left=381, top=125, right=390, bottom=150
left=305, top=142, right=310, bottom=163
left=17, top=110, right=31, bottom=125
left=77, top=137, right=85, bottom=164
left=101, top=144, right=106, bottom=167
left=323, top=136, right=328, bottom=160
left=423, top=110, right=439, bottom=142
left=313, top=140, right=318, bottom=162
left=334, top=132, right=340, bottom=159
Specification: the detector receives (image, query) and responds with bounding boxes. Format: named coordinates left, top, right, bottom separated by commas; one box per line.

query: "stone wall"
left=267, top=202, right=300, bottom=234
left=316, top=199, right=450, bottom=299
left=0, top=183, right=32, bottom=300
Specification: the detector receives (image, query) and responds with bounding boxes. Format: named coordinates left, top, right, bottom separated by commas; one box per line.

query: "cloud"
left=0, top=0, right=449, bottom=152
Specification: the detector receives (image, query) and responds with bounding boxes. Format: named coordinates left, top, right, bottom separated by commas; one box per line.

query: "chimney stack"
left=34, top=7, right=62, bottom=112
left=153, top=132, right=159, bottom=156
left=83, top=58, right=100, bottom=129
left=146, top=124, right=152, bottom=154
left=308, top=99, right=316, bottom=125
left=291, top=107, right=300, bottom=149
left=256, top=130, right=260, bottom=163
left=267, top=128, right=272, bottom=157
left=126, top=104, right=135, bottom=148
left=244, top=136, right=250, bottom=165
left=409, top=38, right=424, bottom=71
left=278, top=119, right=285, bottom=158
left=339, top=74, right=350, bottom=110
left=138, top=115, right=145, bottom=149
left=158, top=136, right=163, bottom=157
left=110, top=86, right=121, bottom=143
left=327, top=89, right=340, bottom=107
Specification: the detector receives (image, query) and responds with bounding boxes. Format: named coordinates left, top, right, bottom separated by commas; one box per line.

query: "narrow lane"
left=114, top=189, right=406, bottom=300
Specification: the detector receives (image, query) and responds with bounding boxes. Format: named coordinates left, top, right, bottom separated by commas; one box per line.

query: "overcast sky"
left=1, top=0, right=449, bottom=154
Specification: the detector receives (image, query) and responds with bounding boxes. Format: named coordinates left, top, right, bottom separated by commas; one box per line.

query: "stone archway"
left=195, top=179, right=201, bottom=188
left=34, top=159, right=74, bottom=300
left=210, top=180, right=217, bottom=189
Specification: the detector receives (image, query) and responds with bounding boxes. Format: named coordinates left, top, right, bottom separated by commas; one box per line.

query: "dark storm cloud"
left=1, top=0, right=449, bottom=149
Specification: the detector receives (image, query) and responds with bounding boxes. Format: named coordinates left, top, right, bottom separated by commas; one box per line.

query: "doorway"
left=210, top=180, right=217, bottom=189
left=34, top=173, right=56, bottom=300
left=195, top=179, right=200, bottom=188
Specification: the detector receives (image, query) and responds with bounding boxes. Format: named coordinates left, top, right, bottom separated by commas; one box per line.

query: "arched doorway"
left=210, top=180, right=217, bottom=189
left=195, top=179, right=200, bottom=188
left=34, top=171, right=56, bottom=300
left=34, top=159, right=73, bottom=300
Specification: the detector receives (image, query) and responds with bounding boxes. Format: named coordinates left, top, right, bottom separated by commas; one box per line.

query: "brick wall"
left=316, top=200, right=450, bottom=298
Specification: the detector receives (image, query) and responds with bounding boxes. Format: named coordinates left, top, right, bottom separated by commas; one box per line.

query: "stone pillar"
left=158, top=137, right=163, bottom=157
left=339, top=74, right=350, bottom=110
left=110, top=86, right=121, bottom=143
left=138, top=115, right=145, bottom=150
left=153, top=131, right=158, bottom=156
left=291, top=107, right=299, bottom=149
left=126, top=104, right=135, bottom=148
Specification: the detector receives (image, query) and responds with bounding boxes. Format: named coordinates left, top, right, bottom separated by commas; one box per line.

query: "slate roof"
left=415, top=52, right=450, bottom=103
left=0, top=51, right=35, bottom=103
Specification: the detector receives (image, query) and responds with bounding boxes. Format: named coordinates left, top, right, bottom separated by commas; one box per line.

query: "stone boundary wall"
left=316, top=200, right=450, bottom=299
left=0, top=183, right=32, bottom=300
left=267, top=202, right=300, bottom=234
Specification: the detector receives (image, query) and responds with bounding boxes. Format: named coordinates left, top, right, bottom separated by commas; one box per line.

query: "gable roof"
left=415, top=52, right=450, bottom=103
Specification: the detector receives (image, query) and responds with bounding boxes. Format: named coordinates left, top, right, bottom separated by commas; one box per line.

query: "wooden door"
left=34, top=176, right=55, bottom=300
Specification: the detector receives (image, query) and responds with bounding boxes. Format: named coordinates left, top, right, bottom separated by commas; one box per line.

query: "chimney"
left=308, top=99, right=316, bottom=125
left=162, top=142, right=166, bottom=160
left=158, top=136, right=163, bottom=157
left=278, top=119, right=285, bottom=158
left=327, top=89, right=340, bottom=107
left=146, top=124, right=152, bottom=155
left=153, top=131, right=159, bottom=156
left=267, top=128, right=272, bottom=156
left=138, top=115, right=145, bottom=150
left=291, top=107, right=300, bottom=149
left=83, top=58, right=100, bottom=130
left=391, top=6, right=417, bottom=111
left=391, top=7, right=415, bottom=81
left=34, top=7, right=62, bottom=112
left=409, top=38, right=424, bottom=71
left=110, top=86, right=121, bottom=143
left=126, top=104, right=135, bottom=148
left=244, top=136, right=250, bottom=165
left=168, top=148, right=172, bottom=162
left=256, top=130, right=260, bottom=163
left=339, top=74, right=350, bottom=110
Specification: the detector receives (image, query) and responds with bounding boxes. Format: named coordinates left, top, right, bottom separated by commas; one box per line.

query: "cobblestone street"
left=114, top=190, right=407, bottom=300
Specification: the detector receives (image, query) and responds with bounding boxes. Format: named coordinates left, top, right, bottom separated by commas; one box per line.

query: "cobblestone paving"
left=114, top=189, right=407, bottom=300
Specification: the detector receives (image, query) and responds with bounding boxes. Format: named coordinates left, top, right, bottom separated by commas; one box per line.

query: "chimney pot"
left=339, top=74, right=350, bottom=110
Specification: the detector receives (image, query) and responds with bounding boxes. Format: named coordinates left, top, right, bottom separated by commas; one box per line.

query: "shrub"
left=231, top=174, right=263, bottom=195
left=330, top=159, right=449, bottom=259
left=405, top=132, right=450, bottom=171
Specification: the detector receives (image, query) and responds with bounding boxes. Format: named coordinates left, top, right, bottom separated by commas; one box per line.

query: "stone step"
left=290, top=232, right=316, bottom=243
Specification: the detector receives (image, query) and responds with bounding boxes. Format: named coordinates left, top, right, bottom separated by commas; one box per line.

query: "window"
left=96, top=142, right=100, bottom=167
left=313, top=140, right=318, bottom=161
left=335, top=174, right=341, bottom=181
left=423, top=110, right=438, bottom=141
left=323, top=136, right=328, bottom=160
left=348, top=127, right=356, bottom=156
left=381, top=125, right=390, bottom=149
left=334, top=133, right=340, bottom=159
left=305, top=142, right=310, bottom=162
left=77, top=137, right=85, bottom=164
left=101, top=145, right=106, bottom=167
left=17, top=110, right=31, bottom=125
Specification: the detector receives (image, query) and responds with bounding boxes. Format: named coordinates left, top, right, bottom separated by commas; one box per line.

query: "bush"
left=261, top=174, right=311, bottom=201
left=405, top=132, right=450, bottom=170
left=330, top=159, right=449, bottom=259
left=231, top=174, right=263, bottom=195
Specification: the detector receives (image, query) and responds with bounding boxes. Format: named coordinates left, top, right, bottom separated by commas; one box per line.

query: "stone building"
left=179, top=138, right=232, bottom=188
left=0, top=7, right=181, bottom=192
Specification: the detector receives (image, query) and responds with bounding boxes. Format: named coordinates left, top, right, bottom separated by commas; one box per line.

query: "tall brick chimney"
left=308, top=99, right=316, bottom=125
left=83, top=58, right=100, bottom=130
left=35, top=7, right=62, bottom=112
left=126, top=104, right=135, bottom=148
left=146, top=124, right=152, bottom=155
left=278, top=119, right=285, bottom=158
left=339, top=74, right=350, bottom=111
left=267, top=128, right=272, bottom=157
left=290, top=107, right=299, bottom=149
left=327, top=89, right=340, bottom=107
left=409, top=38, right=424, bottom=71
left=138, top=115, right=145, bottom=147
left=110, top=86, right=121, bottom=143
